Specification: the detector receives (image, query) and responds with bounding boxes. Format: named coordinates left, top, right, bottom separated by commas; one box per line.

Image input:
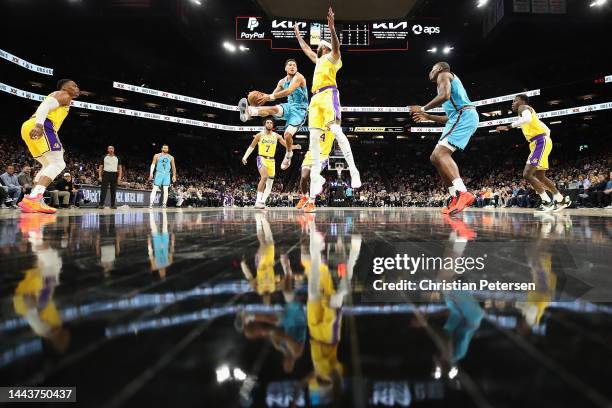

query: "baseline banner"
left=80, top=185, right=156, bottom=207
left=113, top=82, right=239, bottom=111
left=112, top=81, right=539, bottom=114
left=410, top=101, right=612, bottom=133
left=2, top=82, right=607, bottom=132
left=0, top=48, right=54, bottom=76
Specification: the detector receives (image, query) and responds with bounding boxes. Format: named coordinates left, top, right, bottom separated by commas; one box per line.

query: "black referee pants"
left=100, top=171, right=118, bottom=207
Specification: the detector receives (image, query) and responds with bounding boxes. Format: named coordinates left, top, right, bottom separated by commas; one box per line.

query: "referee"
left=98, top=145, right=122, bottom=209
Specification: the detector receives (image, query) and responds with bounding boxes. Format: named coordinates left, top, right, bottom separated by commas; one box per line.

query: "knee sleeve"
left=39, top=152, right=65, bottom=180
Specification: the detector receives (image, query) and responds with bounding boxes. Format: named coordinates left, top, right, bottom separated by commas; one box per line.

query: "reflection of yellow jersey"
left=256, top=243, right=276, bottom=294
left=13, top=268, right=61, bottom=331
left=312, top=54, right=342, bottom=92
left=519, top=107, right=548, bottom=141
left=527, top=253, right=556, bottom=325
left=257, top=131, right=279, bottom=158
left=310, top=340, right=343, bottom=379
left=28, top=94, right=70, bottom=132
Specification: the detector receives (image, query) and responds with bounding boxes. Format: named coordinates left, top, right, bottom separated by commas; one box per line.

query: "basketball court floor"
left=1, top=207, right=611, bottom=407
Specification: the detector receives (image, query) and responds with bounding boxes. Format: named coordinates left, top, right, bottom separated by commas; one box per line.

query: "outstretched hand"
left=327, top=7, right=335, bottom=26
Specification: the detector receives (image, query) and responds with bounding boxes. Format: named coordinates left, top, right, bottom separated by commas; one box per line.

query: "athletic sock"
left=262, top=179, right=273, bottom=203
left=256, top=192, right=263, bottom=203
left=29, top=185, right=46, bottom=198
left=553, top=192, right=564, bottom=202
left=448, top=186, right=457, bottom=196
left=539, top=192, right=551, bottom=203
left=452, top=178, right=467, bottom=193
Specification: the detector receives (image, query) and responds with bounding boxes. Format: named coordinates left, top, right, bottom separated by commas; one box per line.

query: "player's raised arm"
left=327, top=7, right=341, bottom=61
left=294, top=23, right=317, bottom=63
left=149, top=154, right=158, bottom=180
left=242, top=133, right=260, bottom=165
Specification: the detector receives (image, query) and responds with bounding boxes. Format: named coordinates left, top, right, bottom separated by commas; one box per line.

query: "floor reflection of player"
left=241, top=212, right=279, bottom=304
left=96, top=219, right=122, bottom=276
left=236, top=253, right=307, bottom=374
left=13, top=214, right=70, bottom=352
left=301, top=218, right=361, bottom=405
left=148, top=211, right=175, bottom=278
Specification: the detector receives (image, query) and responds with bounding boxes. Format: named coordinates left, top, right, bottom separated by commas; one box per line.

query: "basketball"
left=248, top=90, right=266, bottom=106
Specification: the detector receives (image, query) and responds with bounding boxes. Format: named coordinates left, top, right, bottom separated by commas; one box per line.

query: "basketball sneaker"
left=238, top=98, right=250, bottom=122
left=442, top=195, right=458, bottom=214
left=303, top=201, right=316, bottom=213
left=280, top=153, right=292, bottom=170
left=18, top=194, right=57, bottom=214
left=448, top=191, right=475, bottom=216
left=296, top=195, right=309, bottom=209
left=535, top=201, right=555, bottom=212
left=254, top=202, right=266, bottom=210
left=553, top=196, right=572, bottom=212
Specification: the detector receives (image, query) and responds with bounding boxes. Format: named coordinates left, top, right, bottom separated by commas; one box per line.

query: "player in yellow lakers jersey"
left=296, top=131, right=335, bottom=210
left=19, top=79, right=80, bottom=214
left=294, top=7, right=361, bottom=213
left=242, top=118, right=300, bottom=209
left=496, top=94, right=571, bottom=212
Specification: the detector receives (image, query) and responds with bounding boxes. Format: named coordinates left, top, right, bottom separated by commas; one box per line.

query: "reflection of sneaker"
left=238, top=98, right=250, bottom=122
left=442, top=195, right=458, bottom=214
left=350, top=170, right=362, bottom=189
left=535, top=201, right=555, bottom=213
left=304, top=201, right=316, bottom=213
left=310, top=174, right=325, bottom=196
left=443, top=214, right=476, bottom=241
left=449, top=192, right=475, bottom=216
left=18, top=194, right=57, bottom=214
left=296, top=195, right=309, bottom=209
left=280, top=153, right=292, bottom=170
left=553, top=196, right=571, bottom=212
left=254, top=202, right=266, bottom=210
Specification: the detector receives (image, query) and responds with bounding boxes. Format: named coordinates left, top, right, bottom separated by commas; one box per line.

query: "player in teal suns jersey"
left=411, top=61, right=480, bottom=216
left=239, top=58, right=309, bottom=171
left=149, top=144, right=177, bottom=208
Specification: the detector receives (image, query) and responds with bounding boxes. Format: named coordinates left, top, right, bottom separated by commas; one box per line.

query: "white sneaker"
left=605, top=205, right=612, bottom=210
left=350, top=170, right=362, bottom=189
left=280, top=153, right=292, bottom=170
left=254, top=202, right=266, bottom=210
left=238, top=98, right=250, bottom=123
left=311, top=174, right=326, bottom=196
left=161, top=204, right=167, bottom=209
left=149, top=204, right=153, bottom=209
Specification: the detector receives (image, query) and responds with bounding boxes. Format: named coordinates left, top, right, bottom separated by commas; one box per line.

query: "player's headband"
left=319, top=40, right=332, bottom=50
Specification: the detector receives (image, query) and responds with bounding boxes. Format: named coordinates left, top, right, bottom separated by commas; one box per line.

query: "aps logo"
left=412, top=24, right=440, bottom=35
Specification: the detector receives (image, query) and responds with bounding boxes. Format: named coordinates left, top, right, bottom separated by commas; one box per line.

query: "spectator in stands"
left=53, top=173, right=77, bottom=208
left=17, top=165, right=33, bottom=195
left=0, top=181, right=8, bottom=209
left=0, top=165, right=21, bottom=208
left=604, top=171, right=612, bottom=209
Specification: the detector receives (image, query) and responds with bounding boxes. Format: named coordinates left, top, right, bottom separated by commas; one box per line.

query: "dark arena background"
left=1, top=0, right=611, bottom=407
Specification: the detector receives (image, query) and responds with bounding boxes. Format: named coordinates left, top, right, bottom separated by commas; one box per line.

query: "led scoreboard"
left=236, top=17, right=441, bottom=51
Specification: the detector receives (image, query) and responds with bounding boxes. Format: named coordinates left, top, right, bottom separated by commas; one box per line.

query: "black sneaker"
left=535, top=201, right=555, bottom=212
left=553, top=196, right=572, bottom=212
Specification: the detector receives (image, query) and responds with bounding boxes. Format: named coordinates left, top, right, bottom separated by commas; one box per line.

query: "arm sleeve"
left=243, top=146, right=255, bottom=161
left=34, top=97, right=60, bottom=125
left=510, top=109, right=532, bottom=128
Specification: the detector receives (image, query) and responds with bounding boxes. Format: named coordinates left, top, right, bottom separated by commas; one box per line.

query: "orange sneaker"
left=449, top=191, right=475, bottom=216
left=296, top=195, right=309, bottom=209
left=303, top=201, right=316, bottom=213
left=441, top=195, right=458, bottom=214
left=18, top=194, right=57, bottom=214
